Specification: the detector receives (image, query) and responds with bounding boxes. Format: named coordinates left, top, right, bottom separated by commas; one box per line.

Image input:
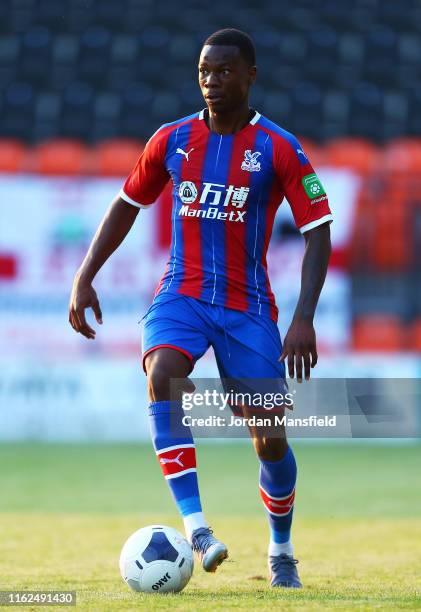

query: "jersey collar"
left=198, top=108, right=261, bottom=132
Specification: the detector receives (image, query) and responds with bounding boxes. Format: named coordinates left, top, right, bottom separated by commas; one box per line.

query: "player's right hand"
left=68, top=278, right=103, bottom=339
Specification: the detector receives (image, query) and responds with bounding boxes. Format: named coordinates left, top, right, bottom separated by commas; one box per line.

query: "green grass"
left=1, top=443, right=421, bottom=610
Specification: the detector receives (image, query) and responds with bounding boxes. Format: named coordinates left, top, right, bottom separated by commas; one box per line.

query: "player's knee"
left=145, top=348, right=193, bottom=402
left=254, top=437, right=288, bottom=462
left=147, top=365, right=172, bottom=402
left=146, top=361, right=195, bottom=403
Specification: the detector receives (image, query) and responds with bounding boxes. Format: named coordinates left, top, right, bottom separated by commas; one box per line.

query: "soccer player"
left=69, top=28, right=332, bottom=588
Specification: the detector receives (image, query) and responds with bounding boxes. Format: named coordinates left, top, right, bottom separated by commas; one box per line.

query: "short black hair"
left=203, top=28, right=256, bottom=66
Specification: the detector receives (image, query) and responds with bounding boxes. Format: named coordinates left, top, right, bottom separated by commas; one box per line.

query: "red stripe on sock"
left=157, top=446, right=197, bottom=477
left=259, top=486, right=295, bottom=516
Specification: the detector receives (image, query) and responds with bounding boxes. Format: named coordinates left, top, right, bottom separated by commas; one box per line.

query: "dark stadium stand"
left=1, top=0, right=421, bottom=143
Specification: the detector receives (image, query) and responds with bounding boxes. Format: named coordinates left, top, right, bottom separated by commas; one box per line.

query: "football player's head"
left=199, top=28, right=257, bottom=113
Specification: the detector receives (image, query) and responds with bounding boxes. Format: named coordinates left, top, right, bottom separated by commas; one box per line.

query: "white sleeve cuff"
left=119, top=188, right=152, bottom=209
left=299, top=214, right=333, bottom=234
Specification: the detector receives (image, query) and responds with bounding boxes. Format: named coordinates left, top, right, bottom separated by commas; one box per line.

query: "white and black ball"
left=119, top=525, right=194, bottom=593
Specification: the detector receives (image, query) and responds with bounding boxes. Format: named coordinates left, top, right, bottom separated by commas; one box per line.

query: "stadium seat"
left=79, top=26, right=112, bottom=84
left=353, top=314, right=404, bottom=352
left=289, top=82, right=323, bottom=140
left=306, top=28, right=339, bottom=85
left=20, top=26, right=53, bottom=84
left=372, top=203, right=409, bottom=271
left=169, top=35, right=196, bottom=61
left=352, top=274, right=411, bottom=319
left=61, top=81, right=95, bottom=138
left=111, top=34, right=138, bottom=64
left=32, top=139, right=89, bottom=175
left=349, top=83, right=384, bottom=141
left=0, top=139, right=27, bottom=172
left=2, top=81, right=35, bottom=140
left=382, top=138, right=421, bottom=172
left=324, top=138, right=380, bottom=174
left=365, top=26, right=397, bottom=85
left=91, top=139, right=143, bottom=176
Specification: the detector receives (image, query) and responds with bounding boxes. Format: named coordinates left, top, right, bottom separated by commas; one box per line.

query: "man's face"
left=198, top=45, right=256, bottom=113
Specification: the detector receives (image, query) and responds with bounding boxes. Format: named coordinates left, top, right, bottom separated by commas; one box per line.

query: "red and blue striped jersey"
left=120, top=109, right=333, bottom=321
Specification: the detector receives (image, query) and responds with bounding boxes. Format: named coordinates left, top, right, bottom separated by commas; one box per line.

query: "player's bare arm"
left=69, top=196, right=139, bottom=339
left=279, top=221, right=331, bottom=382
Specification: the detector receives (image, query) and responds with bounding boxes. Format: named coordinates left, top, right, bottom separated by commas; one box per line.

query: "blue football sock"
left=148, top=400, right=206, bottom=537
left=259, top=446, right=297, bottom=554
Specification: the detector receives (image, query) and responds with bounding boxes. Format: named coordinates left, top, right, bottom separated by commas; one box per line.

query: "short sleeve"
left=119, top=127, right=170, bottom=208
left=274, top=135, right=333, bottom=234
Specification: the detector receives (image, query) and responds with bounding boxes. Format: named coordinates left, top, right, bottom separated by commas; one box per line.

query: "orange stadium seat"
left=0, top=139, right=27, bottom=172
left=382, top=138, right=421, bottom=173
left=91, top=139, right=144, bottom=176
left=372, top=206, right=410, bottom=271
left=348, top=188, right=379, bottom=271
left=324, top=138, right=380, bottom=174
left=353, top=314, right=404, bottom=352
left=32, top=139, right=89, bottom=175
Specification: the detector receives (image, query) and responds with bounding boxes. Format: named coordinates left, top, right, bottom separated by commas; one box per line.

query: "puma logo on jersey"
left=160, top=451, right=184, bottom=467
left=296, top=147, right=309, bottom=164
left=176, top=147, right=194, bottom=161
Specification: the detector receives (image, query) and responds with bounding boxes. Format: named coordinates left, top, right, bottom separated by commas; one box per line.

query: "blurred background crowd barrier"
left=1, top=0, right=420, bottom=440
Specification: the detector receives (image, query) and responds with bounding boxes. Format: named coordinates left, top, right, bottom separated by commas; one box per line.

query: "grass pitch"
left=1, top=442, right=420, bottom=610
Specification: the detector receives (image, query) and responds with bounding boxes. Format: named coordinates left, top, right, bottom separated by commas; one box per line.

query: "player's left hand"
left=278, top=318, right=318, bottom=382
left=68, top=277, right=103, bottom=339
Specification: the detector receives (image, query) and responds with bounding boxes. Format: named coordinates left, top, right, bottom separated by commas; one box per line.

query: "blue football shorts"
left=141, top=292, right=286, bottom=388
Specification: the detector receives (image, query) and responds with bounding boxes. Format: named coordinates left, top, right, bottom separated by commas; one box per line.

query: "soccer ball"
left=119, top=525, right=194, bottom=593
left=310, top=183, right=321, bottom=195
